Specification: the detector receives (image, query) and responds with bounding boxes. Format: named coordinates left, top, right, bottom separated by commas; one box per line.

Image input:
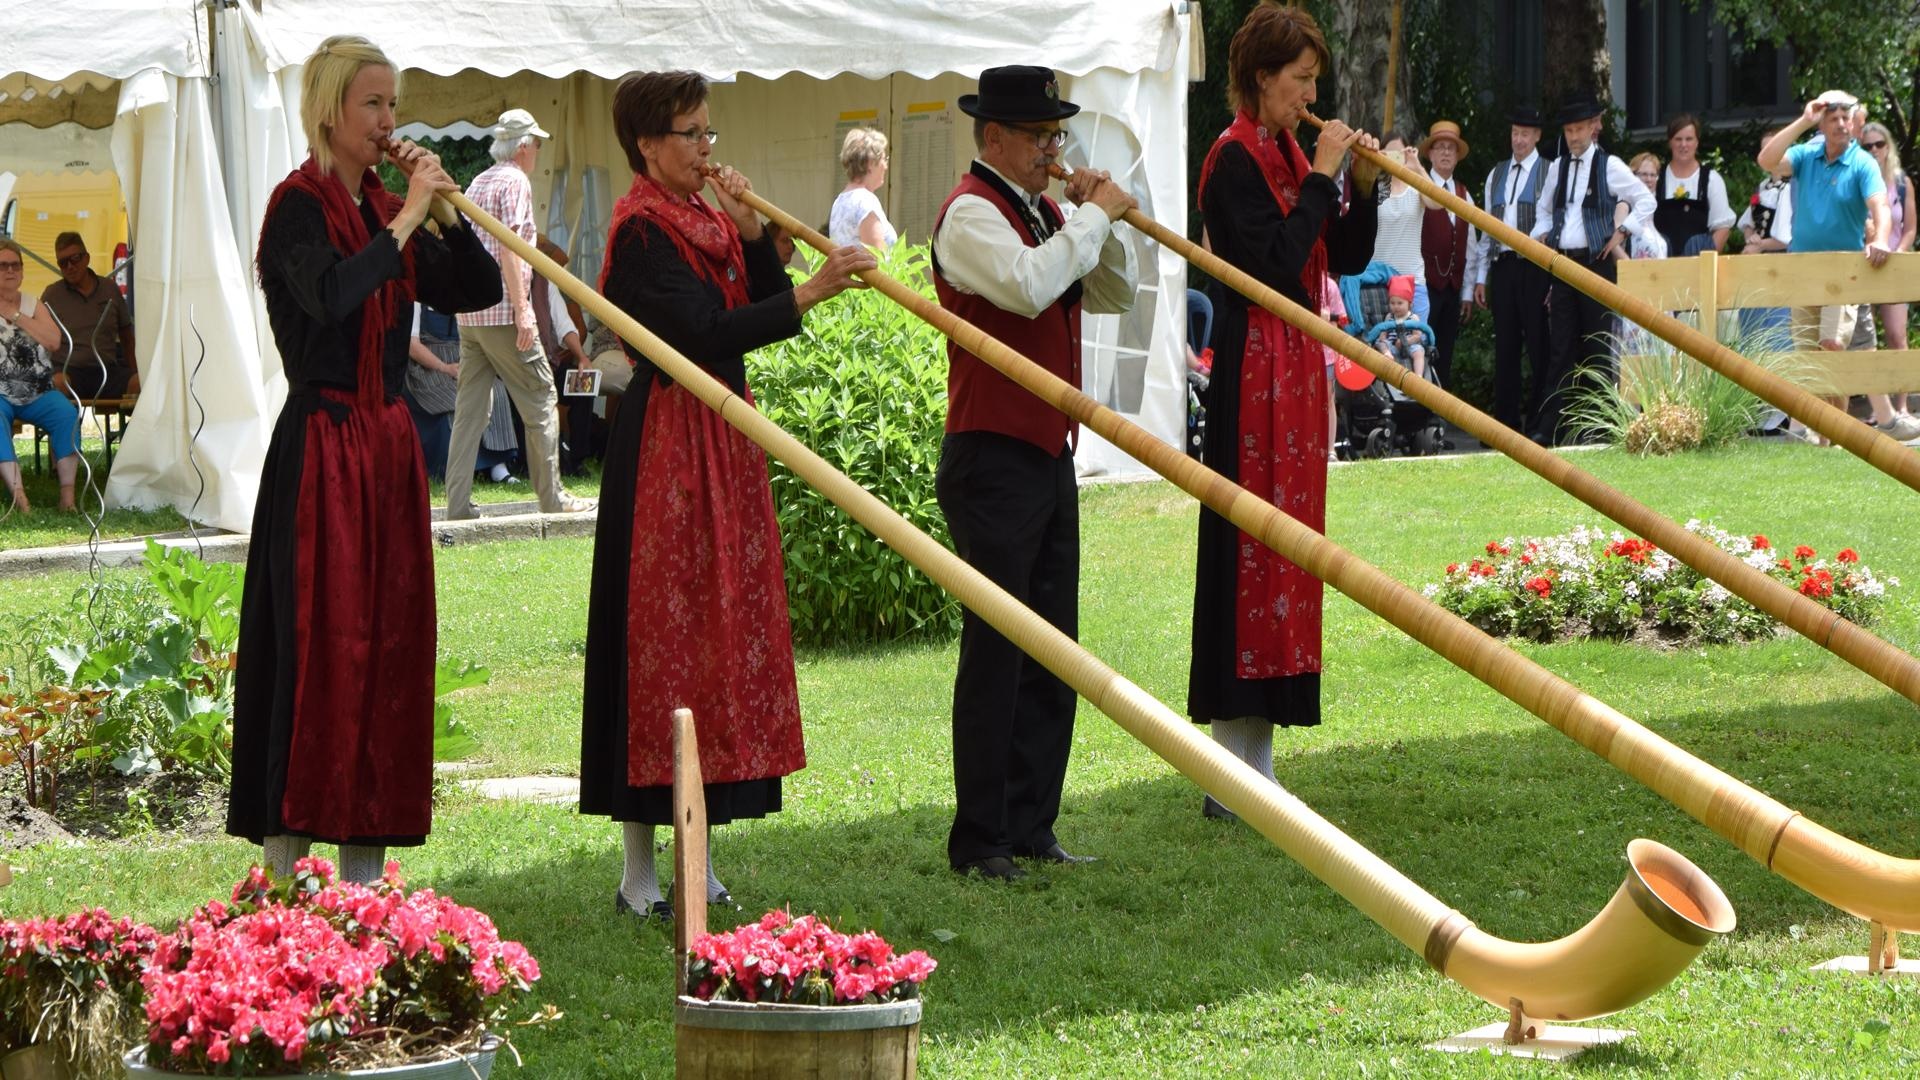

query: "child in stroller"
left=1338, top=275, right=1450, bottom=457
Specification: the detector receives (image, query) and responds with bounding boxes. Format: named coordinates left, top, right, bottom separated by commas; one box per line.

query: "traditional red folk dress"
left=579, top=174, right=807, bottom=824
left=228, top=158, right=501, bottom=845
left=1187, top=112, right=1377, bottom=727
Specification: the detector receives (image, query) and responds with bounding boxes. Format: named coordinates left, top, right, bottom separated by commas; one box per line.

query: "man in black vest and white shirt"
left=931, top=65, right=1136, bottom=882
left=1465, top=107, right=1550, bottom=433
left=1529, top=92, right=1655, bottom=446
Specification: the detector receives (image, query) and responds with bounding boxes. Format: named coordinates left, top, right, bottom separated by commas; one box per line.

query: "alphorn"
left=1297, top=112, right=1920, bottom=493
left=722, top=171, right=1920, bottom=933
left=1058, top=158, right=1920, bottom=705
left=434, top=183, right=1731, bottom=1024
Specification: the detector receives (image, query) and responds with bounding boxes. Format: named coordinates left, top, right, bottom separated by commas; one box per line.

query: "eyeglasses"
left=0, top=261, right=22, bottom=272
left=1007, top=125, right=1069, bottom=151
left=1863, top=140, right=1888, bottom=151
left=664, top=127, right=719, bottom=146
left=57, top=253, right=87, bottom=268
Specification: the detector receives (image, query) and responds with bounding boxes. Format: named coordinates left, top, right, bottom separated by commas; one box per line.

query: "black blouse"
left=600, top=221, right=801, bottom=393
left=257, top=190, right=502, bottom=397
left=1201, top=142, right=1378, bottom=309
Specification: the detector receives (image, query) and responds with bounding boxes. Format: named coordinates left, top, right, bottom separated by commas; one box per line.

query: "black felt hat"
left=1509, top=105, right=1544, bottom=129
left=1557, top=92, right=1605, bottom=125
left=958, top=66, right=1081, bottom=123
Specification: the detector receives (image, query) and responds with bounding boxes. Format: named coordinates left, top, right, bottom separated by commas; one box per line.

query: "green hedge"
left=747, top=243, right=961, bottom=646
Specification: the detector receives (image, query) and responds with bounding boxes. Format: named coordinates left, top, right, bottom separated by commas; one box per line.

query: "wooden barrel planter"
left=674, top=995, right=920, bottom=1079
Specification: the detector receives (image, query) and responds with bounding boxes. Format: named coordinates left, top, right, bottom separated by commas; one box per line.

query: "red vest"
left=933, top=173, right=1082, bottom=456
left=1421, top=176, right=1474, bottom=289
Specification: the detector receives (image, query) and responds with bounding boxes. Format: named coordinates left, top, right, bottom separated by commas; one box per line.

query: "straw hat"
left=1418, top=120, right=1468, bottom=159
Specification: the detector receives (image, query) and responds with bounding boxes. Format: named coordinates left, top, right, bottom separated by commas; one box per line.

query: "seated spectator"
left=403, top=302, right=461, bottom=481
left=1363, top=275, right=1435, bottom=380
left=829, top=127, right=897, bottom=249
left=533, top=236, right=595, bottom=474
left=1, top=240, right=82, bottom=512
left=38, top=231, right=139, bottom=400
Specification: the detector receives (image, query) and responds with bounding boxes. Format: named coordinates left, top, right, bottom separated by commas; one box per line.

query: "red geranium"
left=1794, top=544, right=1817, bottom=561
left=139, top=858, right=540, bottom=1075
left=1836, top=548, right=1859, bottom=564
left=1525, top=576, right=1553, bottom=598
left=687, top=909, right=937, bottom=1006
left=1751, top=534, right=1770, bottom=550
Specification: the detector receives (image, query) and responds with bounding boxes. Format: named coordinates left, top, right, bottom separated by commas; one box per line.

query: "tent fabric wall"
left=104, top=69, right=273, bottom=533
left=5, top=0, right=272, bottom=531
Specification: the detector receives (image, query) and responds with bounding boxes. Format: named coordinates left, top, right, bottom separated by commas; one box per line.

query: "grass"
left=1, top=436, right=604, bottom=552
left=6, top=440, right=1920, bottom=1076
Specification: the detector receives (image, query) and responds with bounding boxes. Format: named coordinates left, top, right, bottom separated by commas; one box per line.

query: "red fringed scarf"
left=259, top=156, right=416, bottom=405
left=1198, top=111, right=1330, bottom=680
left=601, top=172, right=750, bottom=309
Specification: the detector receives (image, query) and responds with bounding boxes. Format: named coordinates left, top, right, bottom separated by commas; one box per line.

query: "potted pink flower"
left=0, top=907, right=160, bottom=1080
left=677, top=910, right=936, bottom=1077
left=125, top=859, right=542, bottom=1078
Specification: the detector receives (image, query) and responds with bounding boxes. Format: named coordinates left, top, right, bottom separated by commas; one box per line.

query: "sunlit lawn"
left=5, top=440, right=1920, bottom=1076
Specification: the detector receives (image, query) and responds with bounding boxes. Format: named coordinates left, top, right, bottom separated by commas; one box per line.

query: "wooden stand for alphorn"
left=1812, top=921, right=1920, bottom=978
left=671, top=708, right=708, bottom=999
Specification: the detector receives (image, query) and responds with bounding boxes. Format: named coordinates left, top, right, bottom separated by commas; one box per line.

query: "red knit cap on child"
left=1387, top=275, right=1415, bottom=302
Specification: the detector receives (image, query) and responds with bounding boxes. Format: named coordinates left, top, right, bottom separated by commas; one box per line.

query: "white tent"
left=2, top=0, right=278, bottom=532
left=255, top=0, right=1196, bottom=477
left=5, top=0, right=1194, bottom=536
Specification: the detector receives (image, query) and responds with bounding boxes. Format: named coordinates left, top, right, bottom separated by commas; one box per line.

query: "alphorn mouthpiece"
left=1046, top=163, right=1074, bottom=181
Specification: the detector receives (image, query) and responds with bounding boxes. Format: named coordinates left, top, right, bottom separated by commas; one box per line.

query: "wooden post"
left=1696, top=251, right=1719, bottom=345
left=1870, top=921, right=1899, bottom=975
left=672, top=708, right=708, bottom=996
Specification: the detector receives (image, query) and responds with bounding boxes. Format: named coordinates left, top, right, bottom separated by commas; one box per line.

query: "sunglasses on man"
left=57, top=253, right=88, bottom=269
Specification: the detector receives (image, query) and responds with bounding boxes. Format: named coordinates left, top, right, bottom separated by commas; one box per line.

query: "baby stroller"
left=1335, top=283, right=1447, bottom=457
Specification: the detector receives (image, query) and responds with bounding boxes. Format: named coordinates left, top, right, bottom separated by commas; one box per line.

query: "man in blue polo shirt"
left=1758, top=90, right=1892, bottom=353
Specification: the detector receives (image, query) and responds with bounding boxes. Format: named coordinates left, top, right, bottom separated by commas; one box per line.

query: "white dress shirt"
left=932, top=160, right=1137, bottom=318
left=1468, top=150, right=1541, bottom=287
left=1529, top=145, right=1656, bottom=252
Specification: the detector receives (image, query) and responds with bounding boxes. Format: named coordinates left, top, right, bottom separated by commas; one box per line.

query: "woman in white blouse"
left=1370, top=138, right=1438, bottom=322
left=828, top=127, right=897, bottom=250
left=1652, top=114, right=1734, bottom=256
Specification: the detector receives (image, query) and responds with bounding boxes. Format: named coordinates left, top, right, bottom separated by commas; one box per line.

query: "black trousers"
left=1487, top=255, right=1551, bottom=431
left=936, top=431, right=1079, bottom=868
left=1428, top=282, right=1463, bottom=388
left=1539, top=254, right=1618, bottom=445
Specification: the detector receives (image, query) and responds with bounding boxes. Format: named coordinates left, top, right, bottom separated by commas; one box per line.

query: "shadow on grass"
left=417, top=677, right=1919, bottom=1076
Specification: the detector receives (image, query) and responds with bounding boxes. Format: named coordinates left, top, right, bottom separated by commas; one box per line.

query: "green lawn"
left=6, top=441, right=1920, bottom=1077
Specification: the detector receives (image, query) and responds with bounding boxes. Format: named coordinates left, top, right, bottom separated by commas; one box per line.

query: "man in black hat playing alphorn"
left=1466, top=106, right=1552, bottom=434
left=1528, top=92, right=1654, bottom=446
left=931, top=65, right=1136, bottom=882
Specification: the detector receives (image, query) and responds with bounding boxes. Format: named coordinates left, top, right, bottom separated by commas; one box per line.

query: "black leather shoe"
left=710, top=890, right=742, bottom=913
left=1202, top=795, right=1237, bottom=822
left=614, top=889, right=672, bottom=923
left=954, top=856, right=1027, bottom=881
left=1018, top=843, right=1098, bottom=865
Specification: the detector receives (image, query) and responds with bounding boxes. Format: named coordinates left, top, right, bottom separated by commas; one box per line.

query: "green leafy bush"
left=748, top=242, right=960, bottom=645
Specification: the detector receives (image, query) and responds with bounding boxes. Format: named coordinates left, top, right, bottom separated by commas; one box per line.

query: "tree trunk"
left=1541, top=0, right=1611, bottom=112
left=1329, top=0, right=1418, bottom=141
